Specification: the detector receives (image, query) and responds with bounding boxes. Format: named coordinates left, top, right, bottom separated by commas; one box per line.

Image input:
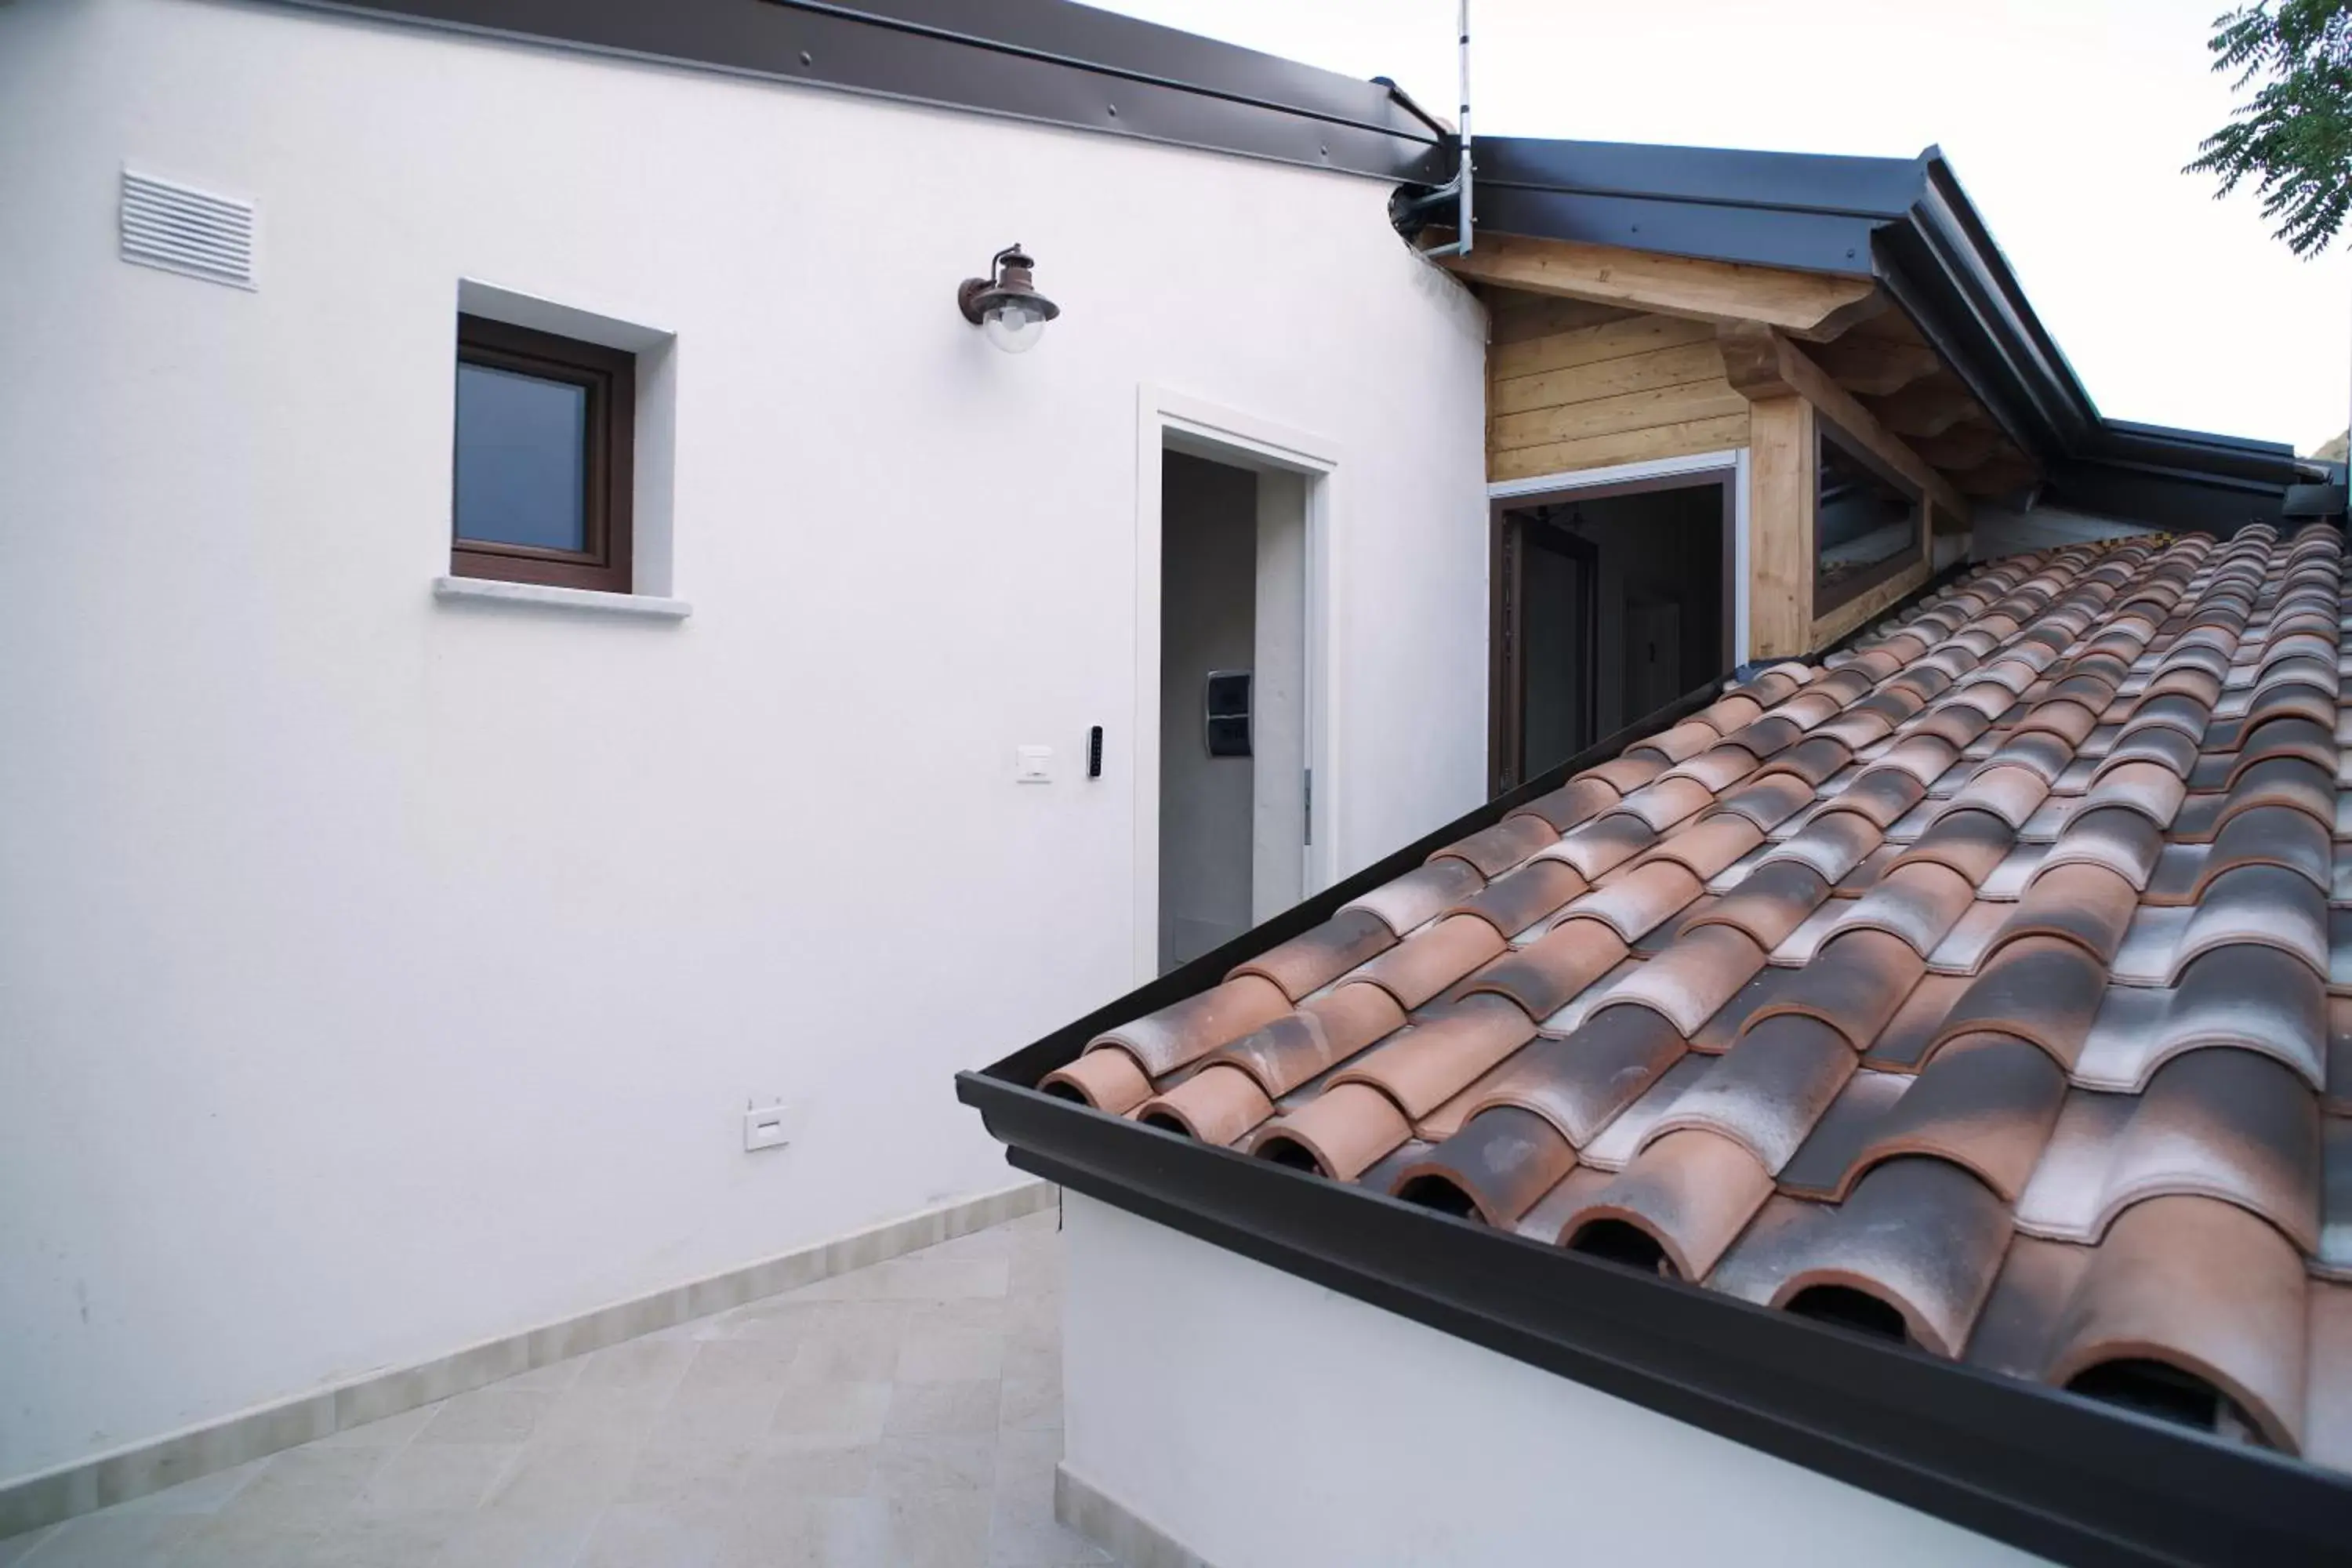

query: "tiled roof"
left=1044, top=524, right=2352, bottom=1471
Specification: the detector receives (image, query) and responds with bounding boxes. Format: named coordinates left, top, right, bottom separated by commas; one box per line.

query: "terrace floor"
left=1, top=1203, right=1108, bottom=1568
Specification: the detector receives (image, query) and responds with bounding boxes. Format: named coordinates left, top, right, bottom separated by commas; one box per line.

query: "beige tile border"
left=1055, top=1462, right=1218, bottom=1568
left=0, top=1178, right=1055, bottom=1541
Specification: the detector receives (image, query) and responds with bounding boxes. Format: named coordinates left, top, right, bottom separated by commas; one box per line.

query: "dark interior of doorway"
left=1492, top=478, right=1729, bottom=793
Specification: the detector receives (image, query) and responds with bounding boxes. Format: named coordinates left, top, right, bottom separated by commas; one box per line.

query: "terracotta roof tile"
left=1646, top=1014, right=1857, bottom=1171
left=1431, top=813, right=1559, bottom=878
left=1448, top=858, right=1588, bottom=939
left=1341, top=856, right=1488, bottom=936
left=1041, top=1046, right=1155, bottom=1113
left=1087, top=974, right=1293, bottom=1076
left=1331, top=993, right=1538, bottom=1119
left=1461, top=918, right=1628, bottom=1019
left=1058, top=532, right=2352, bottom=1472
left=1595, top=923, right=1766, bottom=1037
left=1230, top=907, right=1397, bottom=1000
left=2042, top=1196, right=2310, bottom=1453
left=1554, top=1128, right=1775, bottom=1277
left=1352, top=913, right=1512, bottom=1011
left=1389, top=1106, right=1578, bottom=1226
left=1205, top=982, right=1406, bottom=1098
left=1505, top=775, right=1620, bottom=833
left=1137, top=1065, right=1276, bottom=1146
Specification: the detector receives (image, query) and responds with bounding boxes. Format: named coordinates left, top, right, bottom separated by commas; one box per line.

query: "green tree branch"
left=2187, top=0, right=2352, bottom=256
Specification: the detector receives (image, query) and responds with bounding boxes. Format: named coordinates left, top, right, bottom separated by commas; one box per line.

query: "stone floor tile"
left=476, top=1434, right=644, bottom=1521
left=997, top=1374, right=1062, bottom=1432
left=0, top=1526, right=56, bottom=1568
left=211, top=1445, right=390, bottom=1530
left=430, top=1505, right=603, bottom=1568
left=615, top=1435, right=764, bottom=1513
left=354, top=1440, right=520, bottom=1512
left=16, top=1208, right=1079, bottom=1568
left=1000, top=1338, right=1059, bottom=1385
left=303, top=1507, right=470, bottom=1567
left=528, top=1384, right=670, bottom=1447
left=724, top=1298, right=913, bottom=1347
left=575, top=1501, right=731, bottom=1568
left=992, top=1427, right=1064, bottom=1486
left=866, top=1490, right=993, bottom=1568
left=741, top=1437, right=875, bottom=1499
left=887, top=1380, right=1003, bottom=1436
left=415, top=1389, right=559, bottom=1446
left=786, top=1324, right=909, bottom=1383
left=896, top=1327, right=1006, bottom=1383
left=9, top=1512, right=193, bottom=1568
left=644, top=1382, right=786, bottom=1447
left=572, top=1340, right=696, bottom=1393
left=769, top=1380, right=892, bottom=1444
left=673, top=1338, right=802, bottom=1392
left=869, top=1434, right=998, bottom=1496
left=169, top=1505, right=332, bottom=1568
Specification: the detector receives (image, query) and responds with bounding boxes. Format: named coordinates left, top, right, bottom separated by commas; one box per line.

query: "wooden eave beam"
left=1951, top=452, right=2042, bottom=498
left=1435, top=234, right=1882, bottom=342
left=1867, top=375, right=1982, bottom=440
left=1718, top=321, right=1972, bottom=526
left=1808, top=335, right=1944, bottom=397
left=1912, top=424, right=2003, bottom=471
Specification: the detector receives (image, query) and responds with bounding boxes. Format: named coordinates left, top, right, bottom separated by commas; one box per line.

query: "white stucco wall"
left=1061, top=1192, right=2049, bottom=1568
left=0, top=0, right=1490, bottom=1480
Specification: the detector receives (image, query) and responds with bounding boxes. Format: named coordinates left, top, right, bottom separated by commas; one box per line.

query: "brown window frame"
left=1812, top=413, right=1924, bottom=618
left=452, top=314, right=636, bottom=594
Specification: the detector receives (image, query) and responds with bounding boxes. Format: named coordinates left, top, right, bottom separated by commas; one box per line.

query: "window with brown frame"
left=452, top=314, right=635, bottom=593
left=1813, top=415, right=1923, bottom=615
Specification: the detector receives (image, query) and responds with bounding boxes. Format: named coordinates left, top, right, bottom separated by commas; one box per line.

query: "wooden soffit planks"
left=1717, top=321, right=1971, bottom=527
left=1435, top=234, right=1882, bottom=341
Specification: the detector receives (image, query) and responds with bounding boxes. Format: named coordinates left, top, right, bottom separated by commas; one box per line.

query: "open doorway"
left=1490, top=476, right=1733, bottom=793
left=1157, top=449, right=1308, bottom=972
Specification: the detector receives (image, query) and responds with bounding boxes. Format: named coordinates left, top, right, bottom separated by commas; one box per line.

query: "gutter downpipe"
left=1408, top=0, right=1473, bottom=257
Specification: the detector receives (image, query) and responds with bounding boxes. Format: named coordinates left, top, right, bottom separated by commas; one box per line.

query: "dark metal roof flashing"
left=278, top=0, right=1446, bottom=181
left=1451, top=136, right=2309, bottom=536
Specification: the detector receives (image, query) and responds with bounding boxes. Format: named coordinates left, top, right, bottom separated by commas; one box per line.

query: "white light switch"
left=1015, top=746, right=1054, bottom=783
left=743, top=1100, right=797, bottom=1152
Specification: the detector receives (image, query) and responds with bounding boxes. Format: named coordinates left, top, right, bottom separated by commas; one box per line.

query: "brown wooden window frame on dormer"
left=451, top=314, right=636, bottom=594
left=1812, top=412, right=1925, bottom=619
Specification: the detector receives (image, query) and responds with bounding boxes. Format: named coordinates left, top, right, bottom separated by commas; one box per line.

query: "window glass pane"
left=455, top=361, right=587, bottom=553
left=1816, top=435, right=1918, bottom=597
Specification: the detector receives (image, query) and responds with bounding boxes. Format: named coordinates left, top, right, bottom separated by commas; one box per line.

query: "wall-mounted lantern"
left=957, top=244, right=1060, bottom=354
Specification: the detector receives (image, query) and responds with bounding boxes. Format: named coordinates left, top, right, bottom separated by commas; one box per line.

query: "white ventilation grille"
left=119, top=169, right=256, bottom=290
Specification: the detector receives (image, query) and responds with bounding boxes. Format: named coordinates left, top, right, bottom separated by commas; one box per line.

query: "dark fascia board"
left=271, top=0, right=1447, bottom=182
left=1464, top=136, right=2307, bottom=535
left=958, top=660, right=2352, bottom=1567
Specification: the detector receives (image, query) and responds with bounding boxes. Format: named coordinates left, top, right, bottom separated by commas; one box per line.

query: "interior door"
left=1495, top=514, right=1599, bottom=792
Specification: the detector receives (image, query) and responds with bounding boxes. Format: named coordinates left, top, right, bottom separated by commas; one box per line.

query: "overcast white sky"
left=1090, top=0, right=2351, bottom=452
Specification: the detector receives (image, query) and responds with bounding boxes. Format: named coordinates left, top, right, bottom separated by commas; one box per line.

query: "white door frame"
left=1488, top=448, right=1753, bottom=662
left=1134, top=386, right=1341, bottom=984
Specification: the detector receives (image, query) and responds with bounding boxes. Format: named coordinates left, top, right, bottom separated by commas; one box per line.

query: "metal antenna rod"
left=1418, top=0, right=1473, bottom=258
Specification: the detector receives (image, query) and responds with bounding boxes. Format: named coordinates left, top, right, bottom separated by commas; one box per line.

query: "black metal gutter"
left=957, top=663, right=2352, bottom=1567
left=274, top=0, right=1447, bottom=181
left=1460, top=136, right=2309, bottom=537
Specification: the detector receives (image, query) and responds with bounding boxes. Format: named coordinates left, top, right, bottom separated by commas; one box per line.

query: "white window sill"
left=432, top=576, right=692, bottom=620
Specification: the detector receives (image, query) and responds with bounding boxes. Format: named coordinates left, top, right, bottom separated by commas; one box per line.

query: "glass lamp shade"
left=981, top=296, right=1051, bottom=354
